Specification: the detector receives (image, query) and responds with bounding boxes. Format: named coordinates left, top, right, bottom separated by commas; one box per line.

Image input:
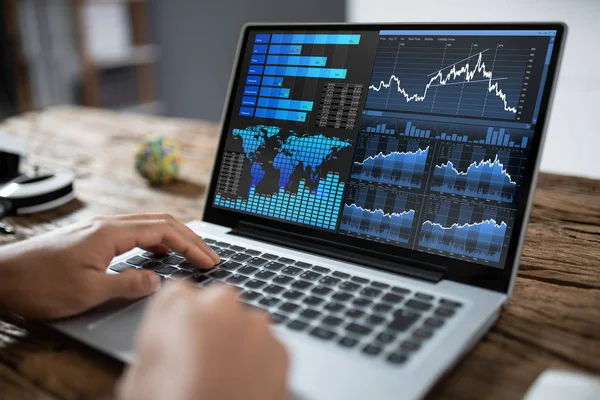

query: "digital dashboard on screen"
left=212, top=28, right=558, bottom=269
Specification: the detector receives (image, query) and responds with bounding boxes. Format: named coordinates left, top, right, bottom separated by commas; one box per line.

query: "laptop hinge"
left=229, top=221, right=446, bottom=283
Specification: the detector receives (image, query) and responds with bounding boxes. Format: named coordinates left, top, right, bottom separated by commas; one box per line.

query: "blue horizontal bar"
left=248, top=65, right=263, bottom=75
left=244, top=86, right=259, bottom=96
left=258, top=97, right=313, bottom=111
left=241, top=96, right=257, bottom=106
left=255, top=34, right=270, bottom=43
left=264, top=66, right=347, bottom=79
left=255, top=108, right=306, bottom=122
left=380, top=29, right=557, bottom=37
left=270, top=34, right=361, bottom=45
left=262, top=76, right=284, bottom=86
left=259, top=87, right=290, bottom=98
left=268, top=45, right=302, bottom=54
left=250, top=55, right=265, bottom=64
left=252, top=44, right=268, bottom=54
left=246, top=76, right=261, bottom=85
left=239, top=107, right=254, bottom=117
left=266, top=55, right=327, bottom=66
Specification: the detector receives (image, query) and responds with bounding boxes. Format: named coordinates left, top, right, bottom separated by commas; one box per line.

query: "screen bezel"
left=203, top=22, right=566, bottom=294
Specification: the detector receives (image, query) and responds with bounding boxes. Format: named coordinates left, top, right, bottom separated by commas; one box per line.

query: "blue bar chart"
left=339, top=184, right=419, bottom=246
left=350, top=135, right=430, bottom=189
left=430, top=144, right=522, bottom=203
left=239, top=32, right=361, bottom=121
left=417, top=199, right=513, bottom=265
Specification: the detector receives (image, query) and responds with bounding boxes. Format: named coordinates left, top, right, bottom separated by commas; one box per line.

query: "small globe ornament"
left=135, top=136, right=182, bottom=184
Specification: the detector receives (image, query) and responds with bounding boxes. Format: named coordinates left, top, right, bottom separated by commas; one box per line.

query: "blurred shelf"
left=118, top=100, right=164, bottom=115
left=92, top=44, right=158, bottom=69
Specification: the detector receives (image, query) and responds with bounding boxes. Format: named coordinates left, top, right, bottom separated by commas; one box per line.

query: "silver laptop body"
left=53, top=22, right=566, bottom=400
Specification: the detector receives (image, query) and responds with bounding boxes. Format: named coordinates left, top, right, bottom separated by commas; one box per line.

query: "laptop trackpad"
left=86, top=299, right=150, bottom=353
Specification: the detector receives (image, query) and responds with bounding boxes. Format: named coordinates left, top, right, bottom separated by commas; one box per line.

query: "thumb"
left=102, top=269, right=162, bottom=300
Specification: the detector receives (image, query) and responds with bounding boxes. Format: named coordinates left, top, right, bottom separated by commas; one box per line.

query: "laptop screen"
left=210, top=26, right=560, bottom=270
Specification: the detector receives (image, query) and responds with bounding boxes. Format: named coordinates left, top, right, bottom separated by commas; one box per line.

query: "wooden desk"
left=1, top=107, right=599, bottom=400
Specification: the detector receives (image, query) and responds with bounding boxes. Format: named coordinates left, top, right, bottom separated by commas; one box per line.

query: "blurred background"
left=0, top=0, right=598, bottom=178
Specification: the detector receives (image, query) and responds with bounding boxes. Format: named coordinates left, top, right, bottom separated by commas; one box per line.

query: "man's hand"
left=0, top=213, right=219, bottom=319
left=117, top=284, right=289, bottom=400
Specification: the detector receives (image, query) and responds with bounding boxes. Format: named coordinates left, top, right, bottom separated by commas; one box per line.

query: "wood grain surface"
left=0, top=107, right=599, bottom=400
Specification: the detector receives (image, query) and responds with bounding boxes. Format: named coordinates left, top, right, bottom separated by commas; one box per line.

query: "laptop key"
left=202, top=238, right=216, bottom=244
left=245, top=249, right=262, bottom=256
left=255, top=270, right=276, bottom=280
left=310, top=327, right=336, bottom=341
left=320, top=276, right=341, bottom=286
left=245, top=279, right=267, bottom=289
left=346, top=323, right=372, bottom=336
left=346, top=309, right=365, bottom=319
left=190, top=274, right=211, bottom=284
left=282, top=290, right=304, bottom=300
left=154, top=265, right=178, bottom=275
left=264, top=284, right=286, bottom=295
left=291, top=280, right=313, bottom=290
left=376, top=332, right=396, bottom=344
left=424, top=318, right=445, bottom=329
left=177, top=261, right=197, bottom=271
left=216, top=249, right=236, bottom=258
left=295, top=261, right=312, bottom=268
left=400, top=341, right=421, bottom=352
left=365, top=314, right=386, bottom=326
left=240, top=290, right=262, bottom=302
left=230, top=253, right=252, bottom=262
left=141, top=251, right=170, bottom=260
left=332, top=271, right=350, bottom=279
left=412, top=327, right=434, bottom=340
left=287, top=320, right=309, bottom=331
left=247, top=257, right=268, bottom=267
left=324, top=302, right=345, bottom=313
left=415, top=292, right=434, bottom=301
left=391, top=286, right=411, bottom=295
left=262, top=253, right=279, bottom=260
left=273, top=275, right=294, bottom=285
left=279, top=302, right=301, bottom=314
left=303, top=296, right=325, bottom=306
left=406, top=299, right=432, bottom=311
left=109, top=262, right=134, bottom=273
left=434, top=307, right=455, bottom=318
left=360, top=287, right=381, bottom=298
left=381, top=293, right=404, bottom=304
left=373, top=303, right=393, bottom=314
left=259, top=296, right=281, bottom=308
left=142, top=260, right=164, bottom=270
left=362, top=345, right=382, bottom=356
left=387, top=352, right=408, bottom=365
left=265, top=261, right=285, bottom=271
left=215, top=241, right=231, bottom=248
left=126, top=256, right=149, bottom=267
left=162, top=255, right=185, bottom=265
left=312, top=266, right=330, bottom=274
left=388, top=310, right=420, bottom=332
left=229, top=245, right=246, bottom=252
left=338, top=337, right=359, bottom=348
left=238, top=266, right=259, bottom=275
left=332, top=292, right=354, bottom=302
left=282, top=266, right=303, bottom=276
left=227, top=274, right=249, bottom=285
left=210, top=270, right=232, bottom=280
left=440, top=299, right=463, bottom=308
left=299, top=271, right=322, bottom=281
left=300, top=308, right=321, bottom=320
left=311, top=285, right=333, bottom=296
left=322, top=316, right=343, bottom=327
left=271, top=313, right=288, bottom=325
left=339, top=281, right=360, bottom=292
left=351, top=276, right=369, bottom=284
left=220, top=261, right=243, bottom=271
left=353, top=298, right=372, bottom=308
left=371, top=281, right=390, bottom=289
left=277, top=257, right=295, bottom=264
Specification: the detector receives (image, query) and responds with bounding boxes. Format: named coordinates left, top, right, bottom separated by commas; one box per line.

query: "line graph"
left=430, top=143, right=524, bottom=203
left=365, top=35, right=540, bottom=120
left=417, top=199, right=514, bottom=265
left=339, top=184, right=420, bottom=246
left=350, top=135, right=431, bottom=189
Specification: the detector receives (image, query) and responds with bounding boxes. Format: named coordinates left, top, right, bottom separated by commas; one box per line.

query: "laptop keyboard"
left=110, top=237, right=463, bottom=366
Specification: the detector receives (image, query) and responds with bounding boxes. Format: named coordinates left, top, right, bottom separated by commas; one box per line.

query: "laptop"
left=53, top=22, right=566, bottom=400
